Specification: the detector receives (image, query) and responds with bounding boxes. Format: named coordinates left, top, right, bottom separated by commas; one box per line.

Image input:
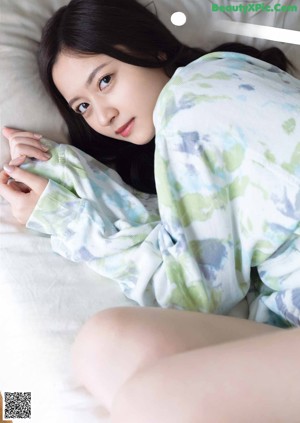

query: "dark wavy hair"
left=38, top=0, right=292, bottom=194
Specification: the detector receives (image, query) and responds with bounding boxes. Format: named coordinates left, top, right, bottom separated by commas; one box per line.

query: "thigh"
left=111, top=326, right=300, bottom=423
left=111, top=306, right=281, bottom=352
left=72, top=306, right=279, bottom=410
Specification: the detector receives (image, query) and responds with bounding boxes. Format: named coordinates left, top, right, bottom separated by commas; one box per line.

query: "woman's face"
left=52, top=52, right=170, bottom=145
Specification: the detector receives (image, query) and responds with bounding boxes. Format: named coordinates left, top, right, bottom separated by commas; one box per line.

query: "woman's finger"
left=2, top=127, right=43, bottom=141
left=3, top=165, right=48, bottom=194
left=9, top=135, right=49, bottom=157
left=0, top=179, right=23, bottom=204
left=3, top=127, right=50, bottom=162
left=3, top=128, right=51, bottom=165
left=9, top=136, right=47, bottom=150
left=2, top=127, right=21, bottom=139
left=0, top=179, right=39, bottom=224
left=0, top=169, right=10, bottom=184
left=10, top=144, right=51, bottom=162
left=9, top=156, right=27, bottom=166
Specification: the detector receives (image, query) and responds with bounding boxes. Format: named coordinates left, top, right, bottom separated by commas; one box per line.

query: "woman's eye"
left=99, top=75, right=112, bottom=91
left=73, top=75, right=112, bottom=114
left=76, top=102, right=89, bottom=114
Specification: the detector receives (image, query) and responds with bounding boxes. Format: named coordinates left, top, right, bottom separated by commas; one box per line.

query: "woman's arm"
left=0, top=142, right=162, bottom=307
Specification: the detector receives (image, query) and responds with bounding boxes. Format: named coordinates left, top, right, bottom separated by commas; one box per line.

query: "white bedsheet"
left=0, top=196, right=249, bottom=422
left=0, top=198, right=137, bottom=422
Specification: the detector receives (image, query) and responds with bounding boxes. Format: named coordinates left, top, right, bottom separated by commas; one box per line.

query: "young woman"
left=1, top=0, right=300, bottom=421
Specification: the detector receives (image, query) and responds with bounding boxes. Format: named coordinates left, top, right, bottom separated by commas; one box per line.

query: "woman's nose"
left=94, top=103, right=118, bottom=127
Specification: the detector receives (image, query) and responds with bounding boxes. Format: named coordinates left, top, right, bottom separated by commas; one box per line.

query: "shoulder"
left=153, top=51, right=245, bottom=131
left=153, top=50, right=299, bottom=132
left=167, top=50, right=290, bottom=83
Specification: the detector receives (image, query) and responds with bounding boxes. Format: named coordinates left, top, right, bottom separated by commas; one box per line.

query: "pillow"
left=0, top=0, right=69, bottom=168
left=1, top=0, right=299, bottom=168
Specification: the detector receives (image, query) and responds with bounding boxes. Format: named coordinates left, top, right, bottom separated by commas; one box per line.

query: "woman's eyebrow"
left=68, top=62, right=110, bottom=108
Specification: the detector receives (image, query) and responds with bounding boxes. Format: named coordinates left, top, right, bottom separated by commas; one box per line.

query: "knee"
left=71, top=307, right=141, bottom=408
left=71, top=307, right=177, bottom=407
left=71, top=307, right=133, bottom=382
left=72, top=306, right=178, bottom=377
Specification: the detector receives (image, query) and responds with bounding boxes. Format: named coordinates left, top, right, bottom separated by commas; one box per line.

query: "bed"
left=0, top=0, right=299, bottom=421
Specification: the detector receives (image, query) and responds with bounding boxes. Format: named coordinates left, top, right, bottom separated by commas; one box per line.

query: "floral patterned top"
left=25, top=52, right=300, bottom=327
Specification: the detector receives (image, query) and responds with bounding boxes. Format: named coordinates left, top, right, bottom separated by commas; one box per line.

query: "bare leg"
left=72, top=306, right=280, bottom=411
left=111, top=326, right=300, bottom=423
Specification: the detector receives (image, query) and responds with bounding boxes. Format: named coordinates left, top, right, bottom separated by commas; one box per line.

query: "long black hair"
left=38, top=0, right=291, bottom=194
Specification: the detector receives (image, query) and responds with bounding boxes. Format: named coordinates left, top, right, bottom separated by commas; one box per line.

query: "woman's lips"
left=115, top=118, right=135, bottom=137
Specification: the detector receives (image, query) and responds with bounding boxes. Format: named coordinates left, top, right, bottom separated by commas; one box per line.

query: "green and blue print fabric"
left=24, top=52, right=300, bottom=327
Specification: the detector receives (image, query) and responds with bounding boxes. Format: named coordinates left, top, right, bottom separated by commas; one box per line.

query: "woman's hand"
left=0, top=165, right=48, bottom=224
left=2, top=127, right=51, bottom=166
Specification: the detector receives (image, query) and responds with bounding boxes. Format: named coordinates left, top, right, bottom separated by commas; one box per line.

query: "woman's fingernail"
left=3, top=164, right=15, bottom=174
left=43, top=153, right=51, bottom=159
left=9, top=155, right=26, bottom=166
left=41, top=146, right=49, bottom=152
left=34, top=133, right=43, bottom=139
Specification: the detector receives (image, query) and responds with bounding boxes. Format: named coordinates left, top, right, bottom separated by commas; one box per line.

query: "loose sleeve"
left=24, top=140, right=162, bottom=306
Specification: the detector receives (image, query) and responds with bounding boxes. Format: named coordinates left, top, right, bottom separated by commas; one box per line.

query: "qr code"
left=4, top=392, right=31, bottom=419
